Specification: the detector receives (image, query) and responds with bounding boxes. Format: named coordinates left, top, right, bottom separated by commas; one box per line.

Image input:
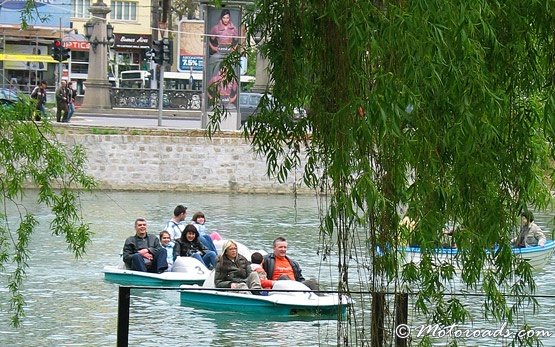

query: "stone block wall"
left=55, top=127, right=309, bottom=194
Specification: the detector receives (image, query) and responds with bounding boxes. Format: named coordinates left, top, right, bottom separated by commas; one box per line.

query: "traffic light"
left=152, top=40, right=163, bottom=65
left=61, top=46, right=71, bottom=61
left=162, top=38, right=173, bottom=65
left=51, top=39, right=62, bottom=61
left=50, top=39, right=70, bottom=62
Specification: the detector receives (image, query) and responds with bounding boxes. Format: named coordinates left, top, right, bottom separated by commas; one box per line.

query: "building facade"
left=0, top=0, right=154, bottom=95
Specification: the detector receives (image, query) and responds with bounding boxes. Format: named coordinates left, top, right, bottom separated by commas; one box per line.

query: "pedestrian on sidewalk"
left=30, top=80, right=47, bottom=121
left=55, top=80, right=68, bottom=122
left=64, top=81, right=76, bottom=122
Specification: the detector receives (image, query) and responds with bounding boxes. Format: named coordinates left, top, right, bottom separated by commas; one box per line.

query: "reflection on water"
left=0, top=190, right=553, bottom=346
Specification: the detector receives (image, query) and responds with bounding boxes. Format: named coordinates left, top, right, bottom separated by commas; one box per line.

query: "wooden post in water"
left=395, top=293, right=409, bottom=347
left=117, top=286, right=130, bottom=347
left=371, top=291, right=385, bottom=347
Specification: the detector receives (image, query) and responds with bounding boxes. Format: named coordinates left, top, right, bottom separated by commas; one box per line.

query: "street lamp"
left=78, top=0, right=113, bottom=113
left=84, top=21, right=114, bottom=53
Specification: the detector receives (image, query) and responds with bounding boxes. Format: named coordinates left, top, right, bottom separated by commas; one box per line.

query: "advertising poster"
left=204, top=7, right=242, bottom=111
left=178, top=20, right=204, bottom=72
left=4, top=44, right=49, bottom=70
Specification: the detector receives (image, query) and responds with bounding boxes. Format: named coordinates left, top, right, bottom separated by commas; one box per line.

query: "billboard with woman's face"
left=204, top=7, right=242, bottom=111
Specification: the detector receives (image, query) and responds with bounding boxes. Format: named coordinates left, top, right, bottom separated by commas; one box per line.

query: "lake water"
left=0, top=191, right=553, bottom=346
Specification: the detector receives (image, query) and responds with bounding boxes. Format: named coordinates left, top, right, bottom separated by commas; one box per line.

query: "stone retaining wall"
left=55, top=126, right=309, bottom=194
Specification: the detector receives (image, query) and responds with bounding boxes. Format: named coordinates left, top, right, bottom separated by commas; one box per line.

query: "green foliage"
left=209, top=0, right=555, bottom=344
left=0, top=99, right=96, bottom=326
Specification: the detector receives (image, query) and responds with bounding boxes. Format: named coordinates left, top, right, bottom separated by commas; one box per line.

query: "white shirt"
left=164, top=220, right=185, bottom=241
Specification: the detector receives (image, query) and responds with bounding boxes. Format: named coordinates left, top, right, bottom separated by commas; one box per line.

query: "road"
left=68, top=111, right=203, bottom=129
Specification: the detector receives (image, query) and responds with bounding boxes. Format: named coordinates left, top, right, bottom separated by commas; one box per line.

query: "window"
left=110, top=1, right=137, bottom=21
left=73, top=0, right=91, bottom=18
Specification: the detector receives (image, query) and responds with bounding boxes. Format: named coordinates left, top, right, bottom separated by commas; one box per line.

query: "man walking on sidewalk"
left=55, top=80, right=68, bottom=122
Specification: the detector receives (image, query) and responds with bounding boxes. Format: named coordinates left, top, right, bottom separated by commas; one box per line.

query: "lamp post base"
left=78, top=79, right=113, bottom=113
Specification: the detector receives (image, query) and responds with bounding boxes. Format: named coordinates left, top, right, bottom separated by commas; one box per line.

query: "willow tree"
left=0, top=99, right=96, bottom=327
left=211, top=1, right=555, bottom=345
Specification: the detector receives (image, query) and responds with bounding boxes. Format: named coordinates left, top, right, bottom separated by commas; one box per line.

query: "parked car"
left=239, top=92, right=263, bottom=124
left=239, top=92, right=306, bottom=124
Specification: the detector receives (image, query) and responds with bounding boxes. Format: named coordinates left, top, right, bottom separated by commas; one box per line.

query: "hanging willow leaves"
left=209, top=0, right=555, bottom=345
left=0, top=97, right=97, bottom=327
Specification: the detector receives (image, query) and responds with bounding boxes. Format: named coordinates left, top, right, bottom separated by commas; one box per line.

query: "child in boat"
left=190, top=211, right=218, bottom=253
left=159, top=230, right=175, bottom=271
left=250, top=252, right=273, bottom=289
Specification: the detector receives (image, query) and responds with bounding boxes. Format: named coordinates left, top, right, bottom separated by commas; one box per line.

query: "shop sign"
left=64, top=41, right=90, bottom=51
left=114, top=34, right=151, bottom=49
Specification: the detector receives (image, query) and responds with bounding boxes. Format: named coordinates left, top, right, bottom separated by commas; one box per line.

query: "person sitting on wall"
left=122, top=218, right=168, bottom=273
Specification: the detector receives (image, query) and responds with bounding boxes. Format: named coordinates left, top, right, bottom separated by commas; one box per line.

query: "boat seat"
left=202, top=270, right=216, bottom=288
left=270, top=280, right=311, bottom=296
left=173, top=256, right=208, bottom=274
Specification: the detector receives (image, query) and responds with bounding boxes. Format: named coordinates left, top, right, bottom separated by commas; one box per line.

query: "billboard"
left=204, top=7, right=241, bottom=111
left=0, top=0, right=71, bottom=27
left=4, top=44, right=49, bottom=70
left=178, top=20, right=204, bottom=72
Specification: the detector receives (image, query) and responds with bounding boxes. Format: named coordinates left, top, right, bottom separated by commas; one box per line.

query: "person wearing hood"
left=514, top=211, right=546, bottom=248
left=174, top=224, right=216, bottom=269
left=214, top=240, right=263, bottom=294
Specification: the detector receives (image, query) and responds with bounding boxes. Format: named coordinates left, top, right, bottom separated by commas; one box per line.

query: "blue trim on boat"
left=401, top=240, right=555, bottom=255
left=104, top=272, right=205, bottom=287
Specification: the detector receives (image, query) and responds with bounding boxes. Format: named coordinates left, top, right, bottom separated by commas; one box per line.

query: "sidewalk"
left=74, top=107, right=202, bottom=120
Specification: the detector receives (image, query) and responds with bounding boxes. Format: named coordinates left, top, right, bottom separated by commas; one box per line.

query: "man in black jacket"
left=122, top=218, right=168, bottom=273
left=263, top=236, right=319, bottom=291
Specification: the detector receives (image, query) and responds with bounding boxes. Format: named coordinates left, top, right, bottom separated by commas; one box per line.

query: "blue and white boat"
left=179, top=272, right=350, bottom=318
left=103, top=256, right=209, bottom=287
left=400, top=240, right=555, bottom=271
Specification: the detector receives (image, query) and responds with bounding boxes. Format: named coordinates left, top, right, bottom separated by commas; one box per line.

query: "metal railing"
left=110, top=88, right=202, bottom=110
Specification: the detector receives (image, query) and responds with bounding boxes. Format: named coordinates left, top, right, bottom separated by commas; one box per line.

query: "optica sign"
left=64, top=41, right=90, bottom=51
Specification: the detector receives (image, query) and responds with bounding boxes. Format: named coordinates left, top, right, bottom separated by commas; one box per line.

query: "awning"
left=0, top=53, right=61, bottom=63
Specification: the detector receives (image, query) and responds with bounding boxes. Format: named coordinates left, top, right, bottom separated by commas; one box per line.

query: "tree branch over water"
left=210, top=1, right=555, bottom=345
left=0, top=98, right=96, bottom=327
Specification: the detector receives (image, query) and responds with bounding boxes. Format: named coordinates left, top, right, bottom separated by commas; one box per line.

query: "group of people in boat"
left=121, top=204, right=318, bottom=293
left=400, top=210, right=547, bottom=249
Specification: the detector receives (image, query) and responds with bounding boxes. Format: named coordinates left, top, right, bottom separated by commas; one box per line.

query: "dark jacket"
left=214, top=253, right=252, bottom=288
left=55, top=86, right=68, bottom=104
left=174, top=228, right=208, bottom=261
left=122, top=233, right=162, bottom=265
left=31, top=86, right=47, bottom=109
left=263, top=253, right=305, bottom=282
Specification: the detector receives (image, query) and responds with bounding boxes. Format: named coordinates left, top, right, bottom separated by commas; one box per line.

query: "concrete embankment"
left=54, top=125, right=309, bottom=194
